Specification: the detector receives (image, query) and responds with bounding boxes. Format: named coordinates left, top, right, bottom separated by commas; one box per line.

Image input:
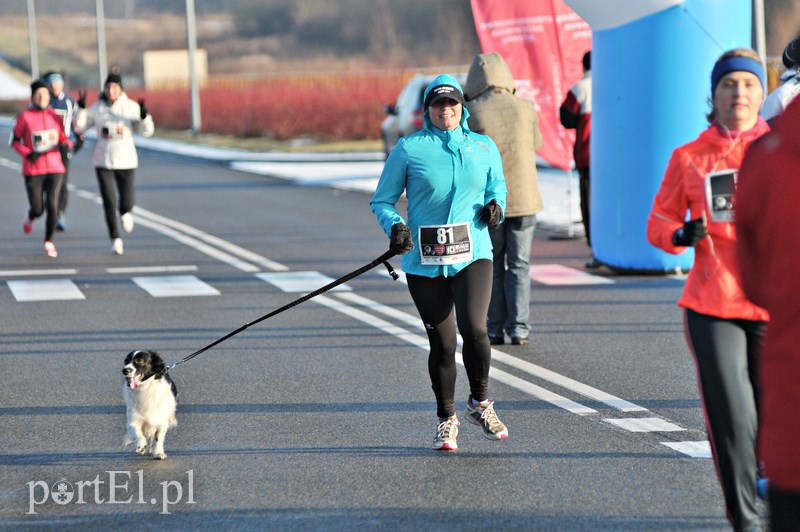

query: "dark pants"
left=685, top=309, right=764, bottom=530
left=406, top=259, right=493, bottom=419
left=578, top=166, right=590, bottom=247
left=24, top=173, right=64, bottom=241
left=769, top=486, right=800, bottom=531
left=95, top=167, right=135, bottom=239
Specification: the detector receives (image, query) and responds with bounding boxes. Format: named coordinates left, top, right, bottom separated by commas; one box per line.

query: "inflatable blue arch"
left=565, top=0, right=753, bottom=271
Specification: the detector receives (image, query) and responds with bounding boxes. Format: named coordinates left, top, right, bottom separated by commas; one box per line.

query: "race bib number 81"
left=419, top=223, right=472, bottom=265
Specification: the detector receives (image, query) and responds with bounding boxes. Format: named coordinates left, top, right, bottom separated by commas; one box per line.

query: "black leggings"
left=685, top=309, right=764, bottom=530
left=95, top=167, right=135, bottom=239
left=406, top=259, right=493, bottom=419
left=24, top=173, right=64, bottom=241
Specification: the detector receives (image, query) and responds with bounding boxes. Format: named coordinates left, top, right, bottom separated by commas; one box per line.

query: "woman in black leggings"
left=371, top=75, right=508, bottom=451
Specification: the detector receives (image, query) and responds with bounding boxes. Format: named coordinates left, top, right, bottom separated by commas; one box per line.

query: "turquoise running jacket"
left=371, top=74, right=507, bottom=278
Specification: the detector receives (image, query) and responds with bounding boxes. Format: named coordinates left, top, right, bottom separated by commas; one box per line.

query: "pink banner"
left=470, top=0, right=591, bottom=170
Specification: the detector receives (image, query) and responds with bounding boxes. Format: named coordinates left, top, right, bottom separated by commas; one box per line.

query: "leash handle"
left=157, top=249, right=399, bottom=377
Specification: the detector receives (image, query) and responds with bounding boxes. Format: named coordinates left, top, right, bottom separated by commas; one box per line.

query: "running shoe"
left=56, top=214, right=66, bottom=231
left=44, top=241, right=57, bottom=258
left=111, top=238, right=124, bottom=255
left=22, top=210, right=34, bottom=235
left=433, top=416, right=459, bottom=451
left=465, top=396, right=508, bottom=440
left=121, top=212, right=134, bottom=233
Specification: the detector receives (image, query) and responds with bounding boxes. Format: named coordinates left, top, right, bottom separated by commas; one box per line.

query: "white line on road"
left=106, top=265, right=198, bottom=274
left=0, top=269, right=78, bottom=277
left=132, top=275, right=221, bottom=298
left=7, top=279, right=86, bottom=301
left=315, top=293, right=596, bottom=415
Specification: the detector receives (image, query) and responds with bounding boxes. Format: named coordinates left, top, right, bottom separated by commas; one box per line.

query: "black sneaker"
left=489, top=336, right=505, bottom=346
left=511, top=336, right=529, bottom=346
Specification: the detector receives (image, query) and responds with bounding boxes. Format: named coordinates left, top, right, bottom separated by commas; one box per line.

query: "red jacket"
left=737, top=99, right=800, bottom=491
left=559, top=71, right=591, bottom=169
left=647, top=118, right=770, bottom=321
left=11, top=105, right=69, bottom=176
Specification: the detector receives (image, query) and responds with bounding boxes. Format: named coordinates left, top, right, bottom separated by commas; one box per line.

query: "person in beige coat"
left=465, top=52, right=543, bottom=346
left=75, top=72, right=154, bottom=255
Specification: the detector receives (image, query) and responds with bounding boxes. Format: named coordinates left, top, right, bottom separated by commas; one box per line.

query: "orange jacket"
left=647, top=119, right=770, bottom=321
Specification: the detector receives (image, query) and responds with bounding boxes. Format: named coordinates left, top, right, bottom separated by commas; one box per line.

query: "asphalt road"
left=0, top=127, right=757, bottom=530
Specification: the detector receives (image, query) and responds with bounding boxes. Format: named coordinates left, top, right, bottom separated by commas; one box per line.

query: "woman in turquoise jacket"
left=371, top=74, right=508, bottom=451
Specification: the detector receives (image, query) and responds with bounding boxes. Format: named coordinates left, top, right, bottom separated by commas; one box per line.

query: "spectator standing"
left=371, top=74, right=509, bottom=451
left=559, top=51, right=596, bottom=268
left=646, top=48, right=769, bottom=531
left=737, top=97, right=800, bottom=531
left=464, top=52, right=543, bottom=346
left=10, top=80, right=70, bottom=257
left=42, top=70, right=83, bottom=231
left=75, top=72, right=154, bottom=255
left=761, top=36, right=800, bottom=123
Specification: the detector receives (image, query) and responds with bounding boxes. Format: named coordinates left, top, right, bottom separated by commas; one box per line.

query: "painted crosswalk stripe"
left=0, top=269, right=78, bottom=277
left=256, top=271, right=352, bottom=293
left=531, top=264, right=615, bottom=285
left=661, top=441, right=711, bottom=458
left=7, top=279, right=86, bottom=302
left=604, top=417, right=685, bottom=432
left=132, top=275, right=220, bottom=298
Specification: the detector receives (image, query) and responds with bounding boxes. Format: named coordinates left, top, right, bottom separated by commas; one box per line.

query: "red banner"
left=470, top=0, right=591, bottom=170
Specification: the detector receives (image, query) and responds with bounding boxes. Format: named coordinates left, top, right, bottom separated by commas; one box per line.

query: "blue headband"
left=710, top=56, right=765, bottom=94
left=44, top=73, right=64, bottom=83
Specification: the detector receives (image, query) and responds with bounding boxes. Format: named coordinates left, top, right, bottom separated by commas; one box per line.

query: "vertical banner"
left=470, top=0, right=591, bottom=170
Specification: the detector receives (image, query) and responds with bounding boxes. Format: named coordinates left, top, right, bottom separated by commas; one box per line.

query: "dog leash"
left=156, top=249, right=399, bottom=377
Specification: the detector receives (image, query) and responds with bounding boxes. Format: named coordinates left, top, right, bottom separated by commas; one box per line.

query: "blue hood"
left=422, top=74, right=471, bottom=131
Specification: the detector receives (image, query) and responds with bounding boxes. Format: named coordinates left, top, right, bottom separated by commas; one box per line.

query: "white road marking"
left=7, top=279, right=85, bottom=301
left=256, top=271, right=352, bottom=293
left=661, top=441, right=711, bottom=458
left=106, top=265, right=198, bottom=274
left=0, top=269, right=78, bottom=277
left=314, top=294, right=596, bottom=414
left=531, top=264, right=615, bottom=285
left=604, top=417, right=686, bottom=432
left=132, top=275, right=220, bottom=298
left=335, top=290, right=646, bottom=413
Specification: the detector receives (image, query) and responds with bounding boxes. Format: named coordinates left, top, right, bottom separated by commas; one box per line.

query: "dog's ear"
left=124, top=351, right=134, bottom=365
left=150, top=351, right=166, bottom=378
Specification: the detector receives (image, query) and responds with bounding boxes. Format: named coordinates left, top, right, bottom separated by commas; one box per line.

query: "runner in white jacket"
left=75, top=72, right=154, bottom=255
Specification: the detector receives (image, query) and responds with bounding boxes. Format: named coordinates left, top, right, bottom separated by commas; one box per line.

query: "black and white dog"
left=122, top=350, right=178, bottom=460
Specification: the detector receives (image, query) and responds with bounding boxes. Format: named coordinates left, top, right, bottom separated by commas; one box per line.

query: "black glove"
left=389, top=223, right=414, bottom=255
left=26, top=152, right=41, bottom=163
left=480, top=199, right=503, bottom=228
left=672, top=218, right=708, bottom=246
left=59, top=142, right=71, bottom=161
left=77, top=90, right=86, bottom=109
left=138, top=98, right=148, bottom=120
left=73, top=135, right=84, bottom=153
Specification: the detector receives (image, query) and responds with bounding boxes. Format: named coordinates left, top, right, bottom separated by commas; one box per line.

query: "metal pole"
left=753, top=0, right=766, bottom=64
left=186, top=0, right=202, bottom=135
left=96, top=0, right=108, bottom=89
left=26, top=0, right=39, bottom=79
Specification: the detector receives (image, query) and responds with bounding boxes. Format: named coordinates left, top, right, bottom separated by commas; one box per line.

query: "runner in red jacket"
left=736, top=97, right=800, bottom=530
left=11, top=80, right=70, bottom=257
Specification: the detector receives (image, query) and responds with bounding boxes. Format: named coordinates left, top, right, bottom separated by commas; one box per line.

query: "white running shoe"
left=433, top=416, right=460, bottom=451
left=121, top=212, right=134, bottom=233
left=111, top=238, right=124, bottom=255
left=465, top=396, right=508, bottom=440
left=44, top=241, right=58, bottom=258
